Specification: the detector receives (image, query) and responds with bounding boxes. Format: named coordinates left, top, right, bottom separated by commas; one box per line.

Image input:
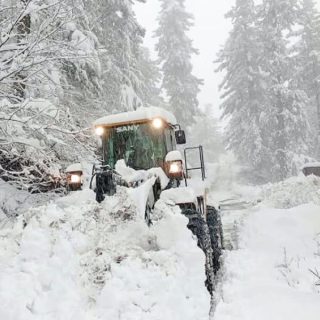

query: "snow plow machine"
left=69, top=107, right=223, bottom=294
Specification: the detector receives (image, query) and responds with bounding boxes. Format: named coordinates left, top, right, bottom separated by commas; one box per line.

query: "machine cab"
left=93, top=107, right=185, bottom=172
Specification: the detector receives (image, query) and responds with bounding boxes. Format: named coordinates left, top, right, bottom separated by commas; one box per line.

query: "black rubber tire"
left=182, top=209, right=215, bottom=295
left=145, top=204, right=152, bottom=226
left=206, top=206, right=223, bottom=275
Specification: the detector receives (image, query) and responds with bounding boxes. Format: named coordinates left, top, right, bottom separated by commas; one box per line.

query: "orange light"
left=169, top=161, right=182, bottom=174
left=70, top=174, right=81, bottom=184
left=95, top=126, right=104, bottom=136
left=152, top=118, right=163, bottom=129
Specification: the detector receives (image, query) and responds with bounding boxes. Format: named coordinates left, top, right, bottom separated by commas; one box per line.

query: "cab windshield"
left=103, top=123, right=168, bottom=170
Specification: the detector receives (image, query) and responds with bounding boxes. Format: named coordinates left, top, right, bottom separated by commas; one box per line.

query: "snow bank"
left=262, top=175, right=320, bottom=208
left=215, top=203, right=320, bottom=320
left=0, top=181, right=57, bottom=223
left=0, top=188, right=210, bottom=319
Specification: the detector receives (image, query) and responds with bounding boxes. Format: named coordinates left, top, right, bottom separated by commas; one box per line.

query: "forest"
left=1, top=1, right=320, bottom=319
left=1, top=0, right=320, bottom=190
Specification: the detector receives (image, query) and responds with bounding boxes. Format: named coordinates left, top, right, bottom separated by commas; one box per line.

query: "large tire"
left=206, top=206, right=223, bottom=275
left=144, top=179, right=161, bottom=227
left=182, top=209, right=215, bottom=295
left=145, top=204, right=152, bottom=226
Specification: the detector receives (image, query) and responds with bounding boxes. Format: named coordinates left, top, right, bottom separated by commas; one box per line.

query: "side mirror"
left=175, top=129, right=186, bottom=145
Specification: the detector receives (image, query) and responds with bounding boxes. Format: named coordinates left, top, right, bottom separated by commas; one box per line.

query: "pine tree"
left=84, top=0, right=146, bottom=113
left=136, top=47, right=163, bottom=108
left=155, top=0, right=202, bottom=126
left=216, top=0, right=266, bottom=179
left=189, top=104, right=224, bottom=163
left=294, top=0, right=320, bottom=156
left=257, top=0, right=310, bottom=180
left=217, top=0, right=311, bottom=182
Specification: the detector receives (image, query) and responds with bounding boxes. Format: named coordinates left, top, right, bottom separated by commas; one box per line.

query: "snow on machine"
left=68, top=106, right=223, bottom=294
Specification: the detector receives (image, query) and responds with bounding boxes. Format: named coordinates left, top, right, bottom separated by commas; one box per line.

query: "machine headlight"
left=152, top=118, right=163, bottom=129
left=70, top=174, right=81, bottom=184
left=169, top=161, right=182, bottom=174
left=95, top=126, right=105, bottom=136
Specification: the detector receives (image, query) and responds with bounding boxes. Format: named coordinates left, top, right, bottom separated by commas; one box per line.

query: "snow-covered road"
left=214, top=177, right=320, bottom=320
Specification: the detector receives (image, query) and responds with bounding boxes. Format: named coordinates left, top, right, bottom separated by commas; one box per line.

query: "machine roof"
left=94, top=106, right=177, bottom=127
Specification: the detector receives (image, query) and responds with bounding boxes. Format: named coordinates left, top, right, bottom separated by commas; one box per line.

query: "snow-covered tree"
left=217, top=0, right=311, bottom=182
left=0, top=0, right=100, bottom=192
left=136, top=47, right=163, bottom=108
left=84, top=0, right=146, bottom=113
left=0, top=0, right=162, bottom=191
left=188, top=104, right=224, bottom=163
left=216, top=0, right=266, bottom=178
left=293, top=0, right=320, bottom=156
left=257, top=0, right=310, bottom=181
left=155, top=0, right=202, bottom=126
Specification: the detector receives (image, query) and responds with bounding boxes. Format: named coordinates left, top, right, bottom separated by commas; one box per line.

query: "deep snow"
left=0, top=188, right=210, bottom=320
left=1, top=157, right=320, bottom=320
left=212, top=172, right=320, bottom=320
left=215, top=203, right=320, bottom=320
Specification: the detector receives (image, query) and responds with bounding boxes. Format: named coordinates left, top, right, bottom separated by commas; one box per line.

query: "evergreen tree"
left=294, top=0, right=320, bottom=156
left=0, top=0, right=159, bottom=191
left=189, top=104, right=225, bottom=163
left=217, top=0, right=311, bottom=182
left=136, top=47, right=163, bottom=108
left=84, top=0, right=146, bottom=113
left=216, top=0, right=266, bottom=178
left=257, top=0, right=310, bottom=181
left=155, top=0, right=202, bottom=126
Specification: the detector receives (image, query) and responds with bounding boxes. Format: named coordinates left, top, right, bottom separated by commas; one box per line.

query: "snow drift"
left=0, top=188, right=210, bottom=319
left=262, top=175, right=320, bottom=208
left=215, top=176, right=320, bottom=320
left=215, top=203, right=320, bottom=320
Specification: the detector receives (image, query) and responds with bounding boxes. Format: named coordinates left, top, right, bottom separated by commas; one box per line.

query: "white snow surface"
left=115, top=160, right=169, bottom=191
left=66, top=163, right=83, bottom=173
left=0, top=188, right=210, bottom=320
left=94, top=106, right=177, bottom=127
left=261, top=175, right=320, bottom=208
left=213, top=171, right=320, bottom=320
left=302, top=162, right=320, bottom=168
left=161, top=187, right=197, bottom=205
left=215, top=203, right=320, bottom=320
left=165, top=150, right=183, bottom=162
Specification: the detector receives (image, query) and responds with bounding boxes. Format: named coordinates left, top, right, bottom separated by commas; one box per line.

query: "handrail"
left=184, top=145, right=206, bottom=186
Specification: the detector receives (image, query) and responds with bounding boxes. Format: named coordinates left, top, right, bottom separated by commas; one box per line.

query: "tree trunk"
left=14, top=0, right=31, bottom=99
left=316, top=90, right=320, bottom=158
left=275, top=92, right=288, bottom=181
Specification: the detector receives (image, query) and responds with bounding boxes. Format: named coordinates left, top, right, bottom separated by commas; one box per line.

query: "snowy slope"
left=215, top=178, right=320, bottom=320
left=0, top=188, right=210, bottom=320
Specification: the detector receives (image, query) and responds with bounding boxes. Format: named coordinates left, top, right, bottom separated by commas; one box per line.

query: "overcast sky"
left=134, top=0, right=235, bottom=118
left=135, top=0, right=320, bottom=118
